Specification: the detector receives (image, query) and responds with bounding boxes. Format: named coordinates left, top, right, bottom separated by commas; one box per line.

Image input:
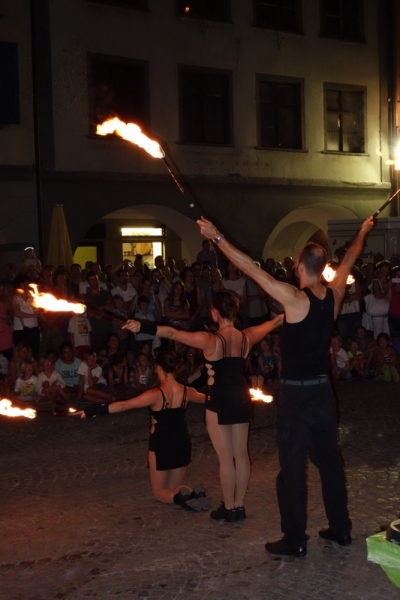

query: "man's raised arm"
left=197, top=217, right=298, bottom=307
left=330, top=216, right=375, bottom=300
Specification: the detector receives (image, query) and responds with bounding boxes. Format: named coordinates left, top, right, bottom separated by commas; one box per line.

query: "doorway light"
left=121, top=227, right=163, bottom=237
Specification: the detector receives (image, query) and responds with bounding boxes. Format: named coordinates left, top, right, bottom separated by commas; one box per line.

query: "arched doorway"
left=262, top=203, right=357, bottom=261
left=73, top=204, right=204, bottom=269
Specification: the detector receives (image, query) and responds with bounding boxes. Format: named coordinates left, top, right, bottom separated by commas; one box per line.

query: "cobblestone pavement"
left=1, top=379, right=400, bottom=600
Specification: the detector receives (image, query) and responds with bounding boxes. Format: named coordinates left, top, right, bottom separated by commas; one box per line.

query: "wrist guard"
left=139, top=321, right=158, bottom=336
left=84, top=403, right=110, bottom=419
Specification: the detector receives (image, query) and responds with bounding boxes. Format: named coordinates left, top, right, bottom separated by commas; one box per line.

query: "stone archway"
left=103, top=203, right=204, bottom=263
left=262, top=203, right=357, bottom=261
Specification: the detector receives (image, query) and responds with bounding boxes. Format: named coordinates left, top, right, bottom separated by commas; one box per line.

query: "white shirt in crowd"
left=77, top=362, right=107, bottom=392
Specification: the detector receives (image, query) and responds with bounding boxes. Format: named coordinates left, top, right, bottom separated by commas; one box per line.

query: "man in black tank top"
left=198, top=215, right=374, bottom=557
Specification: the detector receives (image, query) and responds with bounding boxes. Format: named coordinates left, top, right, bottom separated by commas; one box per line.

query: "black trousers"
left=275, top=381, right=351, bottom=547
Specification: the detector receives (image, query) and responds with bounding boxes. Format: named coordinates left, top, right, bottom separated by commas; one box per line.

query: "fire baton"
left=96, top=118, right=204, bottom=219
left=344, top=187, right=400, bottom=249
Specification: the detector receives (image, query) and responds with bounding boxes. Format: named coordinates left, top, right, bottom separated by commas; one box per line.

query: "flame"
left=0, top=398, right=36, bottom=419
left=376, top=143, right=400, bottom=170
left=96, top=118, right=165, bottom=159
left=68, top=408, right=77, bottom=413
left=322, top=266, right=354, bottom=285
left=28, top=284, right=85, bottom=314
left=250, top=389, right=274, bottom=403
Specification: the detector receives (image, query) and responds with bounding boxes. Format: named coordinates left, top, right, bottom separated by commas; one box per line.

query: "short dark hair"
left=87, top=270, right=98, bottom=279
left=137, top=295, right=150, bottom=305
left=117, top=269, right=129, bottom=277
left=297, top=242, right=327, bottom=277
left=60, top=342, right=73, bottom=353
left=212, top=289, right=241, bottom=320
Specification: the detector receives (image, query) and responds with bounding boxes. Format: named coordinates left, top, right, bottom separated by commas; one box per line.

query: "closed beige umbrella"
left=46, top=204, right=74, bottom=269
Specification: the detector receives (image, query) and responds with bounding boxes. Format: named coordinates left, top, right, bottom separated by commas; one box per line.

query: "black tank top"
left=280, top=287, right=334, bottom=380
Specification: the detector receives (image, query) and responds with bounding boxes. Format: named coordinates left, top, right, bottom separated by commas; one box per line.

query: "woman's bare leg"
left=206, top=410, right=236, bottom=509
left=148, top=452, right=189, bottom=503
left=231, top=423, right=250, bottom=507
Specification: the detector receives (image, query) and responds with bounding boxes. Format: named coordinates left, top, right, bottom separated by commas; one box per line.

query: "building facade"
left=0, top=0, right=396, bottom=268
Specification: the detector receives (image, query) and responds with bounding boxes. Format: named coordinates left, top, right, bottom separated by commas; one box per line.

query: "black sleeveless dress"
left=205, top=332, right=252, bottom=425
left=148, top=386, right=191, bottom=471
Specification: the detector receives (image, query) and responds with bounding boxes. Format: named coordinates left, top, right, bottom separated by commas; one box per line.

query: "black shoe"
left=234, top=506, right=247, bottom=521
left=265, top=538, right=307, bottom=557
left=210, top=502, right=237, bottom=522
left=173, top=488, right=202, bottom=512
left=318, top=528, right=352, bottom=546
left=191, top=484, right=211, bottom=511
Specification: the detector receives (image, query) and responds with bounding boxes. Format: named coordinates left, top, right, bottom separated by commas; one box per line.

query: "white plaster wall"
left=49, top=0, right=388, bottom=185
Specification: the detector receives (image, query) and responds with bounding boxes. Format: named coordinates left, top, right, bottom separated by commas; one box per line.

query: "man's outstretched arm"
left=197, top=217, right=299, bottom=307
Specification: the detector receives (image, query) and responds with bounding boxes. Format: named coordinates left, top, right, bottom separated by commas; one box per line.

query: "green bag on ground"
left=367, top=532, right=400, bottom=588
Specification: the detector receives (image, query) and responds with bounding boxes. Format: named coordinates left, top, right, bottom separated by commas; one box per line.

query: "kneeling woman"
left=76, top=351, right=208, bottom=510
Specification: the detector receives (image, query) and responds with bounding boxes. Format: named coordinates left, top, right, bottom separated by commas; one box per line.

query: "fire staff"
left=197, top=215, right=374, bottom=557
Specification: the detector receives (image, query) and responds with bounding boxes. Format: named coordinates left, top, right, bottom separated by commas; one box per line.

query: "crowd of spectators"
left=1, top=243, right=399, bottom=408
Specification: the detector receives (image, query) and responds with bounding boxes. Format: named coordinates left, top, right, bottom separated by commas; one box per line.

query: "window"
left=88, top=54, right=149, bottom=134
left=254, top=0, right=302, bottom=33
left=320, top=0, right=363, bottom=41
left=85, top=0, right=147, bottom=9
left=325, top=85, right=365, bottom=153
left=0, top=42, right=20, bottom=125
left=179, top=67, right=232, bottom=145
left=258, top=78, right=303, bottom=149
left=176, top=0, right=230, bottom=21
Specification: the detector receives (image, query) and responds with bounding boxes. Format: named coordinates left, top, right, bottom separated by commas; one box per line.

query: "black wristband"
left=84, top=403, right=110, bottom=419
left=139, top=321, right=158, bottom=336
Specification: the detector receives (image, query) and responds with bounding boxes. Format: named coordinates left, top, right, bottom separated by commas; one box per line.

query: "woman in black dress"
left=76, top=351, right=207, bottom=509
left=123, top=290, right=283, bottom=522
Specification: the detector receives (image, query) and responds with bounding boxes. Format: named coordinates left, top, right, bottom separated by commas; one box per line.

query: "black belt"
left=280, top=377, right=329, bottom=386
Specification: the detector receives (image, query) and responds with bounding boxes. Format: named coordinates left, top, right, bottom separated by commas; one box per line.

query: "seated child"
left=373, top=332, right=400, bottom=382
left=36, top=358, right=70, bottom=405
left=107, top=351, right=130, bottom=400
left=14, top=360, right=39, bottom=402
left=55, top=342, right=82, bottom=397
left=346, top=337, right=367, bottom=379
left=330, top=335, right=351, bottom=380
left=131, top=352, right=155, bottom=394
left=256, top=338, right=278, bottom=387
left=77, top=349, right=110, bottom=403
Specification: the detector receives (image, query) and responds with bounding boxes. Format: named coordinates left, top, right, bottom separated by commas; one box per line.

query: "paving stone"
left=1, top=380, right=400, bottom=598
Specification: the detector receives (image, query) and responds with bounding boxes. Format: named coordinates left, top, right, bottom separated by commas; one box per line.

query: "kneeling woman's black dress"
left=148, top=387, right=191, bottom=471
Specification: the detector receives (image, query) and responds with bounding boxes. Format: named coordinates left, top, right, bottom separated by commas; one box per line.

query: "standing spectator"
left=79, top=263, right=108, bottom=295
left=197, top=240, right=217, bottom=267
left=164, top=282, right=190, bottom=331
left=181, top=268, right=203, bottom=331
left=335, top=274, right=363, bottom=345
left=368, top=260, right=391, bottom=339
left=0, top=282, right=13, bottom=360
left=83, top=272, right=114, bottom=353
left=18, top=247, right=42, bottom=275
left=68, top=264, right=82, bottom=299
left=68, top=311, right=92, bottom=359
left=111, top=269, right=137, bottom=311
left=11, top=277, right=40, bottom=359
left=223, top=262, right=246, bottom=301
left=388, top=266, right=400, bottom=340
